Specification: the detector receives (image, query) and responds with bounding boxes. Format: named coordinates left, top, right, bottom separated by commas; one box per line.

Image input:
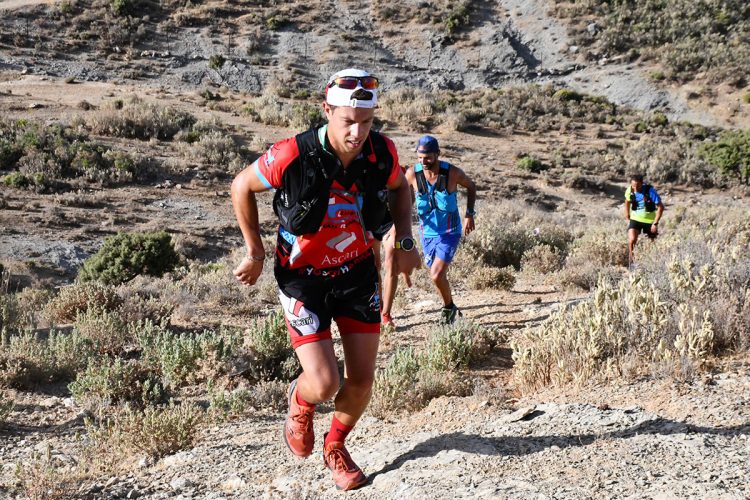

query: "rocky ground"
left=1, top=1, right=749, bottom=498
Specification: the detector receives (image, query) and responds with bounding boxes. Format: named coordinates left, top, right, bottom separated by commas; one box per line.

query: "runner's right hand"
left=233, top=257, right=264, bottom=286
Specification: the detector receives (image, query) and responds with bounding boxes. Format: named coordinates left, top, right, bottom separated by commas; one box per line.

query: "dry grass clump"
left=379, top=88, right=438, bottom=131
left=512, top=206, right=750, bottom=392
left=371, top=320, right=497, bottom=416
left=45, top=282, right=121, bottom=323
left=521, top=244, right=564, bottom=275
left=0, top=329, right=95, bottom=388
left=69, top=358, right=164, bottom=412
left=552, top=0, right=750, bottom=84
left=241, top=93, right=325, bottom=131
left=82, top=95, right=196, bottom=140
left=14, top=447, right=88, bottom=500
left=558, top=226, right=628, bottom=290
left=87, top=400, right=204, bottom=459
left=0, top=391, right=12, bottom=427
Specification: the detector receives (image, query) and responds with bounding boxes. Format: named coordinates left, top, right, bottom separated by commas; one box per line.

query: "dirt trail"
left=0, top=0, right=57, bottom=11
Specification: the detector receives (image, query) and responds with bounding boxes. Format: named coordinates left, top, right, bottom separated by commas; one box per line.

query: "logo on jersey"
left=279, top=291, right=320, bottom=335
left=326, top=232, right=357, bottom=252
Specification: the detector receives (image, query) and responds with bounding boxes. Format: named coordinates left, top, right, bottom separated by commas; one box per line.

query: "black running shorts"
left=274, top=253, right=381, bottom=349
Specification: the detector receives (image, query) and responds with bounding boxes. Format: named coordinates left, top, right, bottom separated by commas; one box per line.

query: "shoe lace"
left=326, top=447, right=355, bottom=472
left=290, top=406, right=314, bottom=433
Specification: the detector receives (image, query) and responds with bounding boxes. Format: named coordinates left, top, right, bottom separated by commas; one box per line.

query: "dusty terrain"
left=1, top=0, right=749, bottom=498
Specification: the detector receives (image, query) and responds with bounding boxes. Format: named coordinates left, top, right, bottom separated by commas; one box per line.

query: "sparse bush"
left=444, top=2, right=472, bottom=35
left=468, top=265, right=516, bottom=290
left=208, top=379, right=287, bottom=420
left=553, top=88, right=583, bottom=102
left=552, top=0, right=750, bottom=84
left=185, top=130, right=243, bottom=170
left=78, top=231, right=180, bottom=286
left=73, top=307, right=130, bottom=355
left=208, top=54, right=225, bottom=70
left=0, top=117, right=145, bottom=187
left=522, top=244, right=564, bottom=274
left=242, top=310, right=299, bottom=381
left=743, top=93, right=750, bottom=104
left=45, top=282, right=121, bottom=324
left=69, top=358, right=164, bottom=411
left=513, top=206, right=750, bottom=391
left=136, top=321, right=241, bottom=388
left=84, top=96, right=196, bottom=141
left=372, top=320, right=495, bottom=415
left=0, top=329, right=94, bottom=388
left=89, top=401, right=203, bottom=458
left=15, top=448, right=86, bottom=500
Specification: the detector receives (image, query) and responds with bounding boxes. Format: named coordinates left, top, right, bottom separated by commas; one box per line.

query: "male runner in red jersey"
left=231, top=68, right=420, bottom=491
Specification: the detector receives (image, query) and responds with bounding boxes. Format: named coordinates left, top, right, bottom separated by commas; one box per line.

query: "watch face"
left=400, top=237, right=415, bottom=251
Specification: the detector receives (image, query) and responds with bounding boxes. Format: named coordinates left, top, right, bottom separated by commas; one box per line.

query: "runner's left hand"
left=464, top=216, right=475, bottom=235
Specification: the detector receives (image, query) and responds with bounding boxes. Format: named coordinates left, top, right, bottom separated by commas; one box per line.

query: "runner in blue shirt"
left=405, top=135, right=477, bottom=324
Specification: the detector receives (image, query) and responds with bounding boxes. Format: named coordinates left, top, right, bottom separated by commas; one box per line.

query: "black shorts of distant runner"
left=628, top=219, right=658, bottom=239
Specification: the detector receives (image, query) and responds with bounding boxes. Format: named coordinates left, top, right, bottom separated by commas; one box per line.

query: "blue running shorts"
left=421, top=234, right=462, bottom=268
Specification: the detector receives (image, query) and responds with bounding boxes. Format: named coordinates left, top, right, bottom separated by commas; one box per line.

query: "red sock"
left=296, top=390, right=314, bottom=408
left=325, top=416, right=353, bottom=446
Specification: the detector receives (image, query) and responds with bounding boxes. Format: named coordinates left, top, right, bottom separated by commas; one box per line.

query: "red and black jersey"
left=251, top=126, right=400, bottom=271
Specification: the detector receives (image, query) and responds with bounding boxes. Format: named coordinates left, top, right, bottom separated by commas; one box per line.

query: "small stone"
left=170, top=477, right=193, bottom=490
left=105, top=477, right=118, bottom=487
left=220, top=476, right=247, bottom=492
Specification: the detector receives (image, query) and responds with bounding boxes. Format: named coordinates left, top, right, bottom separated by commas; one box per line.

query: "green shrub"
left=110, top=0, right=131, bottom=15
left=136, top=321, right=241, bottom=388
left=651, top=111, right=669, bottom=127
left=423, top=321, right=493, bottom=372
left=208, top=54, right=226, bottom=70
left=553, top=88, right=583, bottom=102
left=265, top=15, right=285, bottom=30
left=516, top=156, right=545, bottom=173
left=244, top=310, right=299, bottom=381
left=743, top=93, right=750, bottom=104
left=69, top=358, right=164, bottom=411
left=444, top=1, right=472, bottom=35
left=698, top=129, right=750, bottom=184
left=78, top=231, right=180, bottom=286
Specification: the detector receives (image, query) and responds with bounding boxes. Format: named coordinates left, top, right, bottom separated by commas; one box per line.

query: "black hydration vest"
left=272, top=128, right=393, bottom=237
left=630, top=184, right=656, bottom=212
left=415, top=161, right=451, bottom=195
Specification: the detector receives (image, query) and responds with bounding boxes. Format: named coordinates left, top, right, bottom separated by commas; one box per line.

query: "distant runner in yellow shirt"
left=624, top=173, right=664, bottom=264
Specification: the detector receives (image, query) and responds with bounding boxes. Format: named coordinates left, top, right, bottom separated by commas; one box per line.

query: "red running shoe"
left=323, top=433, right=367, bottom=491
left=283, top=379, right=315, bottom=458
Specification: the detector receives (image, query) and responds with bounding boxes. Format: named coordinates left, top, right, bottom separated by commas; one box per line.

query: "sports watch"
left=395, top=236, right=415, bottom=251
left=465, top=208, right=476, bottom=217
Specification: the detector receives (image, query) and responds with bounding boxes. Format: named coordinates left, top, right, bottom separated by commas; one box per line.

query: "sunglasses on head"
left=328, top=76, right=379, bottom=90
